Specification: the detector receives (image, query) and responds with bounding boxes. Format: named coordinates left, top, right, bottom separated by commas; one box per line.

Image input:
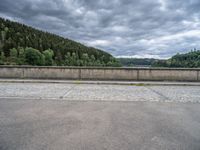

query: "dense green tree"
left=107, top=57, right=121, bottom=67
left=43, top=49, right=54, bottom=66
left=10, top=48, right=17, bottom=57
left=71, top=52, right=79, bottom=66
left=64, top=52, right=72, bottom=66
left=81, top=53, right=90, bottom=66
left=18, top=47, right=25, bottom=65
left=24, top=48, right=45, bottom=66
left=0, top=51, right=5, bottom=65
left=9, top=48, right=18, bottom=63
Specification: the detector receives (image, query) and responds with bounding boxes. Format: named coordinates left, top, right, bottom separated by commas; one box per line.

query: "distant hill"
left=117, top=58, right=158, bottom=67
left=152, top=50, right=200, bottom=68
left=0, top=17, right=120, bottom=66
left=119, top=50, right=200, bottom=68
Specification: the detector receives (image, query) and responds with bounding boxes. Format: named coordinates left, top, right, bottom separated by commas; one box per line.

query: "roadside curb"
left=0, top=79, right=200, bottom=86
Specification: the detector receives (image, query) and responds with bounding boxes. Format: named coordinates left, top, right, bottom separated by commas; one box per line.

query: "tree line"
left=0, top=17, right=121, bottom=67
left=152, top=50, right=200, bottom=68
left=0, top=47, right=119, bottom=66
left=117, top=58, right=157, bottom=67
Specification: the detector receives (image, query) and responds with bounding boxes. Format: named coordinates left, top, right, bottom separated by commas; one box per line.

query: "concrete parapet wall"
left=23, top=68, right=80, bottom=79
left=0, top=67, right=24, bottom=78
left=138, top=69, right=198, bottom=81
left=80, top=68, right=138, bottom=80
left=0, top=66, right=200, bottom=81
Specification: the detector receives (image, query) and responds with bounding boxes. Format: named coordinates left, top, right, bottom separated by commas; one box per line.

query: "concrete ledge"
left=0, top=79, right=200, bottom=86
left=1, top=65, right=200, bottom=71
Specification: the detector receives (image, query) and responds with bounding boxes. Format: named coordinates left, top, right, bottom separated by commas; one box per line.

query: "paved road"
left=0, top=82, right=200, bottom=150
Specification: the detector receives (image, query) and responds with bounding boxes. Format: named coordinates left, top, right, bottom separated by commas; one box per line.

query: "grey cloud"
left=0, top=0, right=200, bottom=58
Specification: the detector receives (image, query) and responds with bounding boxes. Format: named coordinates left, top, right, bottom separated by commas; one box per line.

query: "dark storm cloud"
left=1, top=0, right=200, bottom=58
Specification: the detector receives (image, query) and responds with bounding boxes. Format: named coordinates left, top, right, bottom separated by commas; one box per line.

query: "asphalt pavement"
left=0, top=81, right=200, bottom=150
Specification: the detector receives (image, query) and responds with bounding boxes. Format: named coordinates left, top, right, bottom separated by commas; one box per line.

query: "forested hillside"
left=0, top=17, right=120, bottom=66
left=118, top=58, right=157, bottom=67
left=152, top=50, right=200, bottom=68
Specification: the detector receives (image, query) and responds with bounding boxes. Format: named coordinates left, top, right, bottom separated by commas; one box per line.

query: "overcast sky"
left=0, top=0, right=200, bottom=58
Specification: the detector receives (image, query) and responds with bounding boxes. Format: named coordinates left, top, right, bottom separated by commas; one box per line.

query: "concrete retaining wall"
left=0, top=66, right=200, bottom=81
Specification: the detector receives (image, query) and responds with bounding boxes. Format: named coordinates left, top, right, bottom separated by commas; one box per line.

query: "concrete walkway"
left=0, top=81, right=200, bottom=102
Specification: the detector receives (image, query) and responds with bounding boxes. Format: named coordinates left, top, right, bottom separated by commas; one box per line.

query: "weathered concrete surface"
left=24, top=68, right=80, bottom=79
left=0, top=66, right=200, bottom=81
left=0, top=82, right=200, bottom=150
left=0, top=67, right=24, bottom=78
left=0, top=100, right=200, bottom=150
left=80, top=68, right=138, bottom=80
left=138, top=69, right=198, bottom=81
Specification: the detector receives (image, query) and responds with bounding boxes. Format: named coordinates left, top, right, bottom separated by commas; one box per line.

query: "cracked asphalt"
left=0, top=82, right=200, bottom=150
